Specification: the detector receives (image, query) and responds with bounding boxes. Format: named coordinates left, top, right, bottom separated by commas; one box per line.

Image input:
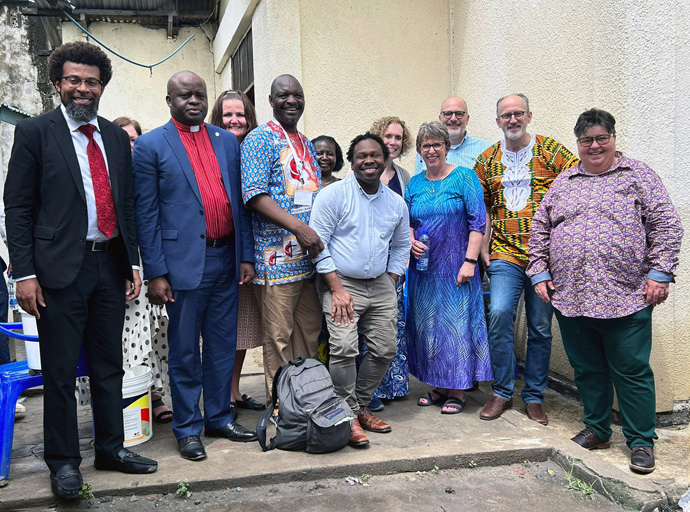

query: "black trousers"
left=37, top=249, right=126, bottom=471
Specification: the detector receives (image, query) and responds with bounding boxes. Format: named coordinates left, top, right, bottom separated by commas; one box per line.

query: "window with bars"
left=231, top=28, right=254, bottom=104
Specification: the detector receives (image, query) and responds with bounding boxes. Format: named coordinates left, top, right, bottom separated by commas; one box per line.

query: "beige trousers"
left=255, top=278, right=322, bottom=401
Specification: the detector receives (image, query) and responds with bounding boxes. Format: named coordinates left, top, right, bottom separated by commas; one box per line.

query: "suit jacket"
left=133, top=120, right=254, bottom=290
left=4, top=107, right=138, bottom=289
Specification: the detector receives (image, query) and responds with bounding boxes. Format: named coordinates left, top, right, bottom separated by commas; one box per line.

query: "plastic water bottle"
left=416, top=231, right=430, bottom=271
left=8, top=273, right=18, bottom=311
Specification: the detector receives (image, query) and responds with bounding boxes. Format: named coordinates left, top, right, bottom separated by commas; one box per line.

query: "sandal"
left=151, top=398, right=173, bottom=424
left=236, top=394, right=266, bottom=411
left=441, top=397, right=466, bottom=415
left=417, top=390, right=447, bottom=407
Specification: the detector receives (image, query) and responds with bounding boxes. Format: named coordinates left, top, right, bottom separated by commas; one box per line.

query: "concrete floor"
left=1, top=347, right=688, bottom=511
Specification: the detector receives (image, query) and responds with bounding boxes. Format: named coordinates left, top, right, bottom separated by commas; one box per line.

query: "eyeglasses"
left=441, top=110, right=466, bottom=120
left=577, top=134, right=613, bottom=147
left=420, top=142, right=444, bottom=152
left=499, top=110, right=526, bottom=121
left=61, top=75, right=103, bottom=89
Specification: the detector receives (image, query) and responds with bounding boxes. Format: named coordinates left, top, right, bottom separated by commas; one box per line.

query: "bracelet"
left=464, top=257, right=478, bottom=264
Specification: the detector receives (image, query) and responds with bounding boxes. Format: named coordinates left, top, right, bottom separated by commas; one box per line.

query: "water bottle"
left=416, top=231, right=430, bottom=271
left=8, top=273, right=18, bottom=311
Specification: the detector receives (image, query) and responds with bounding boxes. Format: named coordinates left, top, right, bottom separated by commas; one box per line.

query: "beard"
left=503, top=124, right=526, bottom=141
left=65, top=100, right=98, bottom=123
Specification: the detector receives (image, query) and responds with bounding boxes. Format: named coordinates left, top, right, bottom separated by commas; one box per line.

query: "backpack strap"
left=256, top=406, right=276, bottom=452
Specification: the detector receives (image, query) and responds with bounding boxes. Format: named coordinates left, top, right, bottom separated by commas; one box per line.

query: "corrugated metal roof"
left=27, top=1, right=218, bottom=26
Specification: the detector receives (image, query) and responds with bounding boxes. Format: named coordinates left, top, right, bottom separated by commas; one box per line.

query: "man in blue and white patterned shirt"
left=310, top=133, right=410, bottom=448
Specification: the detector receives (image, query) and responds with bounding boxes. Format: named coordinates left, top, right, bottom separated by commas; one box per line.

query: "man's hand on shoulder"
left=126, top=269, right=142, bottom=301
left=16, top=278, right=45, bottom=319
left=148, top=276, right=174, bottom=305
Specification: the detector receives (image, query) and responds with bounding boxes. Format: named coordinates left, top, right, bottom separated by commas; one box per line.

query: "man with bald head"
left=474, top=93, right=578, bottom=425
left=241, top=74, right=323, bottom=398
left=413, top=96, right=491, bottom=175
left=134, top=71, right=257, bottom=461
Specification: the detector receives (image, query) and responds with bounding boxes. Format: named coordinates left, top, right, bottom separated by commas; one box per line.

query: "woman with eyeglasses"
left=209, top=90, right=265, bottom=417
left=527, top=109, right=683, bottom=475
left=405, top=122, right=492, bottom=415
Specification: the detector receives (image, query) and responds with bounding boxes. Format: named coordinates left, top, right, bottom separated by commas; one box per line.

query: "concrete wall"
left=62, top=22, right=217, bottom=134
left=452, top=0, right=689, bottom=412
left=215, top=0, right=451, bottom=173
left=1, top=5, right=57, bottom=264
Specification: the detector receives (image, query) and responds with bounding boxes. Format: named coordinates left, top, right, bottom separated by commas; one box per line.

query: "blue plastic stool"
left=0, top=322, right=88, bottom=486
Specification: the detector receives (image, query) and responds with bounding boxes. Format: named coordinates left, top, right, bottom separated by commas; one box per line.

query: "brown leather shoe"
left=349, top=418, right=369, bottom=447
left=479, top=396, right=513, bottom=420
left=525, top=403, right=549, bottom=425
left=571, top=428, right=610, bottom=450
left=357, top=408, right=392, bottom=433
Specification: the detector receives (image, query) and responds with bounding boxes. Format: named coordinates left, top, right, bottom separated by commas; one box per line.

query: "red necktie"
left=78, top=124, right=117, bottom=238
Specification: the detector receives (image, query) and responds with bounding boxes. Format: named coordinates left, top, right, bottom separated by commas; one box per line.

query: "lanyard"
left=272, top=117, right=309, bottom=174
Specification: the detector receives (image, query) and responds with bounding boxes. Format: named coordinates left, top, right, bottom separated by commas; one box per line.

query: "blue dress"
left=405, top=166, right=492, bottom=389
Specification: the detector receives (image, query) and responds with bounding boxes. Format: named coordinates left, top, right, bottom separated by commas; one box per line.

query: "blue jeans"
left=486, top=259, right=552, bottom=404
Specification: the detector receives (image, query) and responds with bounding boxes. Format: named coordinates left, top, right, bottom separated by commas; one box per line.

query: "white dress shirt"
left=310, top=175, right=410, bottom=279
left=60, top=104, right=116, bottom=242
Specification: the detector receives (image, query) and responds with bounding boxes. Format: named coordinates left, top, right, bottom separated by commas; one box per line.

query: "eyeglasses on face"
left=577, top=134, right=613, bottom=147
left=441, top=110, right=466, bottom=119
left=61, top=75, right=103, bottom=89
left=420, top=142, right=444, bottom=152
left=499, top=110, right=526, bottom=121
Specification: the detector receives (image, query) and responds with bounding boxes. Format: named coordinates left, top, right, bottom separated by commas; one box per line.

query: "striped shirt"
left=172, top=118, right=233, bottom=239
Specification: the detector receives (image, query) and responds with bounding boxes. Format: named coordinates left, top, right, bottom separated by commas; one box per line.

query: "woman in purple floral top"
left=526, top=109, right=683, bottom=476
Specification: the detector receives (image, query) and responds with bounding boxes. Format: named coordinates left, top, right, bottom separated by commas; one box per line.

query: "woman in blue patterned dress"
left=405, top=122, right=492, bottom=414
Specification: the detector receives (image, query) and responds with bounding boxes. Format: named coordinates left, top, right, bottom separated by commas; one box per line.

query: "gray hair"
left=496, top=93, right=530, bottom=116
left=416, top=122, right=451, bottom=153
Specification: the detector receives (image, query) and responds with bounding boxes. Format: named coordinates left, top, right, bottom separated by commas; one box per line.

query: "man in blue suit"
left=133, top=71, right=256, bottom=461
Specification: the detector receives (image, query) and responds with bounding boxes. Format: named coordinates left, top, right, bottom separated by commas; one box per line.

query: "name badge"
left=294, top=189, right=313, bottom=206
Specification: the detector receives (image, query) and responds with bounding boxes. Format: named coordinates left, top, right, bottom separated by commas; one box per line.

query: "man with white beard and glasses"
left=473, top=94, right=578, bottom=426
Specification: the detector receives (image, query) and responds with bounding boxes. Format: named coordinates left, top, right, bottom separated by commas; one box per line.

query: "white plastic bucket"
left=122, top=365, right=153, bottom=447
left=20, top=310, right=41, bottom=371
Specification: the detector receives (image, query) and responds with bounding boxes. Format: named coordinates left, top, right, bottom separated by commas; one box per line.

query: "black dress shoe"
left=50, top=464, right=82, bottom=501
left=178, top=435, right=207, bottom=461
left=205, top=422, right=257, bottom=442
left=94, top=448, right=158, bottom=474
left=236, top=394, right=267, bottom=411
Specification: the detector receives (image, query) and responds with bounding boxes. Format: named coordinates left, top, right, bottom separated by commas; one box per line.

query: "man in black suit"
left=4, top=41, right=157, bottom=501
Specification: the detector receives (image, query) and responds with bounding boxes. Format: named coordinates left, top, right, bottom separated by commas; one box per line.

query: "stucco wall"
left=217, top=0, right=451, bottom=173
left=62, top=22, right=217, bottom=134
left=452, top=0, right=689, bottom=411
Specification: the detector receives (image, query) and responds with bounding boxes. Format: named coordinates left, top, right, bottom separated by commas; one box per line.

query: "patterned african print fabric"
left=473, top=134, right=578, bottom=268
left=241, top=121, right=321, bottom=285
left=405, top=167, right=492, bottom=389
left=527, top=154, right=683, bottom=319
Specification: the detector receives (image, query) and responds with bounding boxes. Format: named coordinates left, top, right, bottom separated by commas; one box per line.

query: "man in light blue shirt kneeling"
left=310, top=132, right=410, bottom=448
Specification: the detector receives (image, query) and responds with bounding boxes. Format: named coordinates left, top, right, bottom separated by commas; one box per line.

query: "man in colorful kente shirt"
left=474, top=93, right=578, bottom=426
left=241, top=74, right=323, bottom=399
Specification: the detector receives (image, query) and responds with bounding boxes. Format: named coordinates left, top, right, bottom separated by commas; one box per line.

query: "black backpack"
left=256, top=357, right=353, bottom=454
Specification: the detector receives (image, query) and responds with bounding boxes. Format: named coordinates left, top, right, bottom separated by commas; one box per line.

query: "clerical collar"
left=171, top=117, right=202, bottom=132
